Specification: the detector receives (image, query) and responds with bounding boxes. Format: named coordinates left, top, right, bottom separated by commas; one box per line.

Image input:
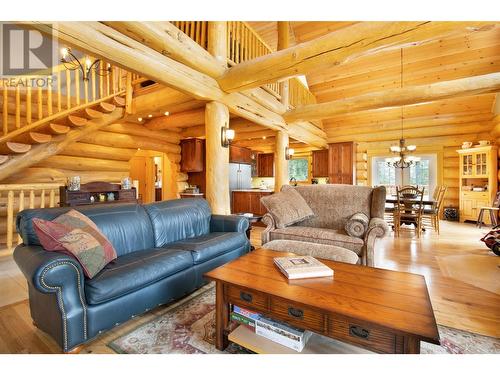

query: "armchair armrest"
left=261, top=213, right=276, bottom=245
left=13, top=245, right=88, bottom=352
left=210, top=214, right=249, bottom=233
left=363, top=218, right=389, bottom=267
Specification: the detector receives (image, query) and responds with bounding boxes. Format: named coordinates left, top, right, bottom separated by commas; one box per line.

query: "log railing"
left=0, top=183, right=62, bottom=252
left=0, top=58, right=128, bottom=136
left=170, top=21, right=315, bottom=105
left=289, top=78, right=317, bottom=107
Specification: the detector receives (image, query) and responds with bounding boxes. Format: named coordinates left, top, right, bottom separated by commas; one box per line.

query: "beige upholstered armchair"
left=261, top=185, right=389, bottom=267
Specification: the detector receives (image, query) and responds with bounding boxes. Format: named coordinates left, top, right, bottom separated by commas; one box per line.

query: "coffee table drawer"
left=270, top=298, right=324, bottom=333
left=329, top=317, right=397, bottom=353
left=226, top=285, right=268, bottom=311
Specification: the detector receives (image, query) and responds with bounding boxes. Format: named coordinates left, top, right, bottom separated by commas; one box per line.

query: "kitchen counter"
left=231, top=189, right=274, bottom=193
left=180, top=192, right=204, bottom=197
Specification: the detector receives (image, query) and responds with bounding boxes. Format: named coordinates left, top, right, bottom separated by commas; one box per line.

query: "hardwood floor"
left=0, top=220, right=498, bottom=353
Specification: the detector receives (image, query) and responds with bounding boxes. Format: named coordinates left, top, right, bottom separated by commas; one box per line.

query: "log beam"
left=105, top=122, right=181, bottom=143
left=277, top=21, right=290, bottom=109
left=285, top=72, right=500, bottom=122
left=218, top=22, right=490, bottom=92
left=104, top=21, right=225, bottom=78
left=80, top=131, right=180, bottom=154
left=146, top=108, right=205, bottom=130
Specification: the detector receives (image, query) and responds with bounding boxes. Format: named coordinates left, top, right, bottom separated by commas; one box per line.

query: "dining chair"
left=477, top=191, right=500, bottom=228
left=394, top=186, right=425, bottom=238
left=422, top=186, right=447, bottom=234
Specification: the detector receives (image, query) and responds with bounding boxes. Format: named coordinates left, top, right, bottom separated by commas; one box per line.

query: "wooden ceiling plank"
left=285, top=72, right=500, bottom=122
left=218, top=22, right=491, bottom=92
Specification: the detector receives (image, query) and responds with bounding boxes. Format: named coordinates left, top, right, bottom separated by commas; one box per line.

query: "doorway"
left=129, top=151, right=173, bottom=204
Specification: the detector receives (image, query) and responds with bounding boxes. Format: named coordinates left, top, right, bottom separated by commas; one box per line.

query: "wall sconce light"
left=285, top=146, right=295, bottom=160
left=221, top=127, right=235, bottom=148
left=61, top=47, right=111, bottom=81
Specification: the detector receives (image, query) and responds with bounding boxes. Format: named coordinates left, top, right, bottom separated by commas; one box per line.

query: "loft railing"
left=0, top=183, right=62, bottom=252
left=171, top=21, right=315, bottom=107
left=0, top=58, right=128, bottom=136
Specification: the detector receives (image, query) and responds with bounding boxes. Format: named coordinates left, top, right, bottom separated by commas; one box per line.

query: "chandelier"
left=60, top=47, right=111, bottom=81
left=386, top=48, right=419, bottom=169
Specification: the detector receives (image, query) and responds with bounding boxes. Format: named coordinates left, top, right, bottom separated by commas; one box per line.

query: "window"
left=371, top=154, right=437, bottom=197
left=288, top=158, right=309, bottom=181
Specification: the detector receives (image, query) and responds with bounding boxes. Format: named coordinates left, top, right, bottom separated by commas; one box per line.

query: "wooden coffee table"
left=204, top=248, right=440, bottom=354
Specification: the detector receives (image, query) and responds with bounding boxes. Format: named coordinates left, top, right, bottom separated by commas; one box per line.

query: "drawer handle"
left=240, top=291, right=253, bottom=303
left=287, top=307, right=304, bottom=319
left=349, top=325, right=370, bottom=340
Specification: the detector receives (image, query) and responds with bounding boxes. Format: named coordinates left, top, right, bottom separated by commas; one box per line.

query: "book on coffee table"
left=274, top=256, right=333, bottom=279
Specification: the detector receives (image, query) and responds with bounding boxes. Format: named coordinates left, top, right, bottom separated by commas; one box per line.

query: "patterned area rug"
left=108, top=283, right=500, bottom=354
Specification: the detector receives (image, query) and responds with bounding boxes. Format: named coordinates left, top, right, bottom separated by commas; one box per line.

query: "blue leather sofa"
left=13, top=199, right=249, bottom=352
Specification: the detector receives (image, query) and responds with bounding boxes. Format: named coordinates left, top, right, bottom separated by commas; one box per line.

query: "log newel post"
left=275, top=130, right=289, bottom=192
left=206, top=21, right=231, bottom=214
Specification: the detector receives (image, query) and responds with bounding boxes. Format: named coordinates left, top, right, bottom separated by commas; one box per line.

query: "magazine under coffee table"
left=204, top=248, right=440, bottom=354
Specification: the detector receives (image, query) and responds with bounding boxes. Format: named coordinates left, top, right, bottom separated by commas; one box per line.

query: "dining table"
left=385, top=196, right=436, bottom=231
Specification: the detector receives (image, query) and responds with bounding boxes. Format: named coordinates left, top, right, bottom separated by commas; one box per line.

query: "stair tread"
left=0, top=142, right=32, bottom=154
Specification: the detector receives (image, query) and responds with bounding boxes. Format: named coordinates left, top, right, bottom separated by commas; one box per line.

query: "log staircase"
left=0, top=60, right=129, bottom=180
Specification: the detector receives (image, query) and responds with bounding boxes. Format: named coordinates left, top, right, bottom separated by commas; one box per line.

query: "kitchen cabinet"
left=312, top=149, right=329, bottom=177
left=181, top=138, right=204, bottom=173
left=257, top=153, right=274, bottom=177
left=457, top=145, right=497, bottom=223
left=328, top=142, right=355, bottom=184
left=231, top=191, right=272, bottom=215
left=230, top=145, right=254, bottom=164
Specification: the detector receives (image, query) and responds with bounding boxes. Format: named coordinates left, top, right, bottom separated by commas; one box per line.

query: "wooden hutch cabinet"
left=328, top=142, right=355, bottom=184
left=457, top=145, right=498, bottom=223
left=312, top=149, right=329, bottom=177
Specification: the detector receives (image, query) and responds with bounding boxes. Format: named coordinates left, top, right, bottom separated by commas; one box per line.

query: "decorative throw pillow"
left=32, top=210, right=117, bottom=278
left=345, top=212, right=369, bottom=238
left=260, top=187, right=315, bottom=229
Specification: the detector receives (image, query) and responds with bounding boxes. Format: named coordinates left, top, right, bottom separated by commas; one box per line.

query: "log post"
left=275, top=130, right=289, bottom=192
left=205, top=23, right=230, bottom=214
left=208, top=22, right=228, bottom=72
left=277, top=21, right=290, bottom=108
left=205, top=102, right=230, bottom=214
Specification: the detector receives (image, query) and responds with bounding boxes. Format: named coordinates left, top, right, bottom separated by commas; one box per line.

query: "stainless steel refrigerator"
left=229, top=163, right=252, bottom=191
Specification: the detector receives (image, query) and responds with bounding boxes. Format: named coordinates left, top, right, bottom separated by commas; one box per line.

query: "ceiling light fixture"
left=387, top=48, right=419, bottom=170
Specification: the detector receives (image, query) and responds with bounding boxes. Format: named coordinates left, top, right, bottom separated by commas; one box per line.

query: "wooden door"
left=232, top=191, right=250, bottom=213
left=130, top=156, right=155, bottom=203
left=230, top=145, right=253, bottom=164
left=328, top=142, right=354, bottom=184
left=258, top=153, right=274, bottom=177
left=312, top=150, right=329, bottom=177
left=181, top=138, right=204, bottom=172
left=340, top=142, right=354, bottom=184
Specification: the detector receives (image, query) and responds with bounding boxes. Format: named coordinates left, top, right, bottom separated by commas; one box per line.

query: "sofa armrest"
left=210, top=214, right=249, bottom=233
left=363, top=218, right=389, bottom=267
left=13, top=244, right=88, bottom=352
left=261, top=213, right=276, bottom=245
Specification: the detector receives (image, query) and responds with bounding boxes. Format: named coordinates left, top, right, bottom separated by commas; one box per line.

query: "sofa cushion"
left=144, top=199, right=212, bottom=248
left=345, top=212, right=369, bottom=238
left=263, top=239, right=359, bottom=264
left=85, top=248, right=193, bottom=304
left=17, top=204, right=155, bottom=257
left=260, top=186, right=315, bottom=229
left=165, top=232, right=248, bottom=264
left=269, top=226, right=364, bottom=254
left=32, top=210, right=117, bottom=278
